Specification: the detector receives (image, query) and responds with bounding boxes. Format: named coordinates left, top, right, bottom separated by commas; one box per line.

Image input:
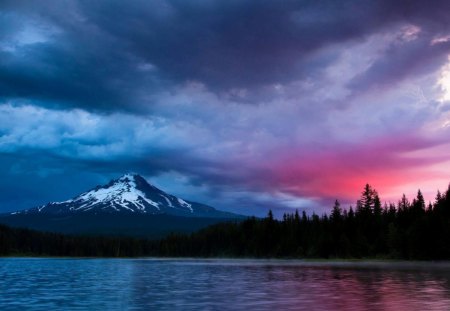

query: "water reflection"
left=1, top=258, right=450, bottom=310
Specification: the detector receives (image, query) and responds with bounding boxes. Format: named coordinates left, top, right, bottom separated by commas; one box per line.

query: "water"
left=1, top=258, right=450, bottom=310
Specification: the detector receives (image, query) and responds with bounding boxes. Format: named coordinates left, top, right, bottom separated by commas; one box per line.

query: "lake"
left=1, top=258, right=450, bottom=310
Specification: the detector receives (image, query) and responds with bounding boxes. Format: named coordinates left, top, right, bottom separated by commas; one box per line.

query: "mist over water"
left=1, top=258, right=450, bottom=310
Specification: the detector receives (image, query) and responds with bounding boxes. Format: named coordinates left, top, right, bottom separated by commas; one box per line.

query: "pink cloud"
left=266, top=132, right=450, bottom=206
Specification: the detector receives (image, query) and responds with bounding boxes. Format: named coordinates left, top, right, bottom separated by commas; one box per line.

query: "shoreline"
left=3, top=256, right=450, bottom=269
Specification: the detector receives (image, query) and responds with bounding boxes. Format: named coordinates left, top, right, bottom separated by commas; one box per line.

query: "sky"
left=1, top=0, right=450, bottom=217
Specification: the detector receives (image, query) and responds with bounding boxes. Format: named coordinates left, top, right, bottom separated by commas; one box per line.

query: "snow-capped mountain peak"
left=61, top=173, right=161, bottom=213
left=22, top=173, right=221, bottom=217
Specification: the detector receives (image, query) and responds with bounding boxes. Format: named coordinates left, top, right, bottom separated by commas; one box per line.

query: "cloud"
left=348, top=26, right=450, bottom=92
left=2, top=0, right=450, bottom=215
left=0, top=103, right=207, bottom=161
left=1, top=0, right=449, bottom=112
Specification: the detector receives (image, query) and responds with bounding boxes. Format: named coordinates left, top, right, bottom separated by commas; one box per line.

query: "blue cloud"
left=2, top=0, right=450, bottom=216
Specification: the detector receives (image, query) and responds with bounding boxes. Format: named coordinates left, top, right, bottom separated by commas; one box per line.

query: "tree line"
left=1, top=183, right=450, bottom=259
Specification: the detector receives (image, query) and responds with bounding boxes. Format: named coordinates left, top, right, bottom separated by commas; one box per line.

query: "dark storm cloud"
left=348, top=33, right=450, bottom=92
left=80, top=0, right=380, bottom=90
left=0, top=152, right=108, bottom=212
left=0, top=1, right=167, bottom=112
left=346, top=0, right=450, bottom=92
left=2, top=0, right=450, bottom=216
left=4, top=0, right=450, bottom=111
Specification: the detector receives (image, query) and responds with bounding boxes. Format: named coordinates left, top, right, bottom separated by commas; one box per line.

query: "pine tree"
left=294, top=210, right=300, bottom=223
left=360, top=183, right=378, bottom=214
left=331, top=200, right=342, bottom=222
left=373, top=194, right=382, bottom=216
left=398, top=194, right=410, bottom=211
left=412, top=190, right=425, bottom=214
left=268, top=210, right=274, bottom=221
left=302, top=211, right=308, bottom=223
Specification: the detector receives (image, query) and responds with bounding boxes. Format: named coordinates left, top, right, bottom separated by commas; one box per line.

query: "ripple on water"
left=1, top=258, right=450, bottom=311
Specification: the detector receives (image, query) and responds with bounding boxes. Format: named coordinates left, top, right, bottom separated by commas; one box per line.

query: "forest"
left=1, top=183, right=450, bottom=259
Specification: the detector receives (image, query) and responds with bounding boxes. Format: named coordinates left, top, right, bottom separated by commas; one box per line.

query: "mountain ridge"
left=0, top=173, right=244, bottom=238
left=13, top=173, right=237, bottom=218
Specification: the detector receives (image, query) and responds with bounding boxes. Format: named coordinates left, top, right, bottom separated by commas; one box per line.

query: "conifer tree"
left=331, top=200, right=342, bottom=222
left=360, top=183, right=377, bottom=213
left=398, top=194, right=410, bottom=211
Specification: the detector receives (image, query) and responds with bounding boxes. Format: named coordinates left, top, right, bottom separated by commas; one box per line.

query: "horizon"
left=1, top=1, right=450, bottom=217
left=4, top=171, right=448, bottom=219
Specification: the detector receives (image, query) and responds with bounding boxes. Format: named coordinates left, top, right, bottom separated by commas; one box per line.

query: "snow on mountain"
left=18, top=173, right=228, bottom=217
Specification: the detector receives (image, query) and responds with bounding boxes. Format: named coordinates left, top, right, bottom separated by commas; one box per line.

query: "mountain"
left=0, top=174, right=244, bottom=238
left=14, top=173, right=235, bottom=218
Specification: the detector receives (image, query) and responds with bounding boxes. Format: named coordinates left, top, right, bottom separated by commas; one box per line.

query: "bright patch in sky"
left=2, top=0, right=450, bottom=217
left=438, top=57, right=450, bottom=102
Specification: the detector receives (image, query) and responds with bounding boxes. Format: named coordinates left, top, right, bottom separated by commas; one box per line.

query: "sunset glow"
left=1, top=1, right=450, bottom=217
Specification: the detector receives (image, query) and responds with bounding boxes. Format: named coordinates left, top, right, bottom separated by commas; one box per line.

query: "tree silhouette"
left=3, top=182, right=450, bottom=260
